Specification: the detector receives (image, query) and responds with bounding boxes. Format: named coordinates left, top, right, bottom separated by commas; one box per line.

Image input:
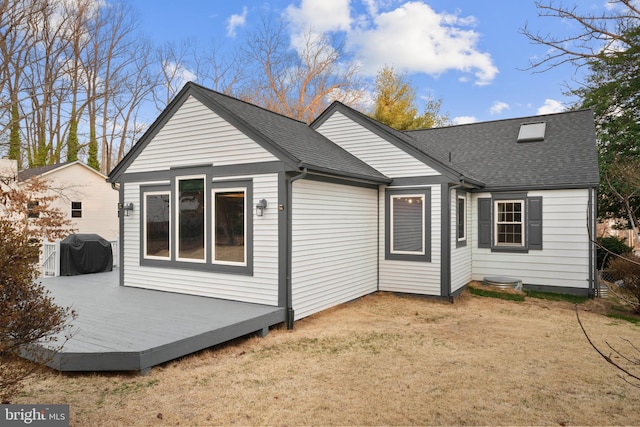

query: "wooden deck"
left=33, top=269, right=286, bottom=373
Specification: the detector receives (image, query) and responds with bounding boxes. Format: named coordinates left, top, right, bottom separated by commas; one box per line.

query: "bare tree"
left=107, top=38, right=159, bottom=172
left=20, top=0, right=75, bottom=167
left=603, top=157, right=640, bottom=243
left=191, top=40, right=247, bottom=96
left=576, top=306, right=640, bottom=388
left=521, top=0, right=640, bottom=71
left=152, top=40, right=195, bottom=113
left=0, top=0, right=49, bottom=167
left=241, top=18, right=364, bottom=123
left=63, top=0, right=94, bottom=163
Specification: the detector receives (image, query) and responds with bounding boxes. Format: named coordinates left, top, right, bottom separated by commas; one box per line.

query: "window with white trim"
left=385, top=187, right=431, bottom=262
left=177, top=176, right=206, bottom=262
left=391, top=194, right=425, bottom=255
left=213, top=188, right=246, bottom=265
left=144, top=192, right=170, bottom=259
left=457, top=195, right=466, bottom=242
left=139, top=173, right=254, bottom=275
left=494, top=200, right=524, bottom=246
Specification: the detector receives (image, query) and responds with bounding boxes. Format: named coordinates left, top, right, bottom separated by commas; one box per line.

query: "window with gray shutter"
left=477, top=198, right=491, bottom=248
left=527, top=196, right=543, bottom=250
left=477, top=194, right=543, bottom=252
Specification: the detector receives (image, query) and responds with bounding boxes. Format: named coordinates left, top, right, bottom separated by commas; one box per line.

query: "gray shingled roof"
left=316, top=101, right=485, bottom=184
left=18, top=162, right=73, bottom=181
left=191, top=84, right=390, bottom=183
left=405, top=109, right=599, bottom=190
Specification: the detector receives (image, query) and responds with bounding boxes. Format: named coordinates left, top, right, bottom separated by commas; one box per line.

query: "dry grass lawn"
left=13, top=290, right=640, bottom=426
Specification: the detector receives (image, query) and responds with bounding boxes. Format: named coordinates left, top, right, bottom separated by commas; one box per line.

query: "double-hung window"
left=385, top=188, right=431, bottom=262
left=478, top=194, right=543, bottom=252
left=495, top=200, right=524, bottom=246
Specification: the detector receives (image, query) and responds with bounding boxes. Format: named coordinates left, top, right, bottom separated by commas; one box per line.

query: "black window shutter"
left=528, top=197, right=543, bottom=250
left=477, top=198, right=491, bottom=248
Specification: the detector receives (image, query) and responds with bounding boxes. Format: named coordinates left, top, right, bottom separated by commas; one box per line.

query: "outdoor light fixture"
left=256, top=199, right=268, bottom=217
left=118, top=202, right=134, bottom=216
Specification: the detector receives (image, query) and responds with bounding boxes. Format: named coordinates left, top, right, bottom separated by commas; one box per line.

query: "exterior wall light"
left=256, top=199, right=268, bottom=217
left=118, top=202, right=134, bottom=216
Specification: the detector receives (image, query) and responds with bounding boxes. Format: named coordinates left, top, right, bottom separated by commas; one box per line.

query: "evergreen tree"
left=371, top=66, right=449, bottom=130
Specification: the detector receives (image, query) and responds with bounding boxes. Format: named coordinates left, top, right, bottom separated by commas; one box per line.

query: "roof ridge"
left=404, top=108, right=593, bottom=134
left=188, top=82, right=309, bottom=125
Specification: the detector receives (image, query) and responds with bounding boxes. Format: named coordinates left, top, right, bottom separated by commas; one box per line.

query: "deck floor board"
left=32, top=269, right=285, bottom=372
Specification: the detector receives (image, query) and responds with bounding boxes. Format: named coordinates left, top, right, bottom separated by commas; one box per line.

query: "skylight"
left=517, top=122, right=546, bottom=143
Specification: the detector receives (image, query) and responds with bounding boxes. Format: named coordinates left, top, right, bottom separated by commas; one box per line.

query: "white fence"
left=41, top=239, right=118, bottom=277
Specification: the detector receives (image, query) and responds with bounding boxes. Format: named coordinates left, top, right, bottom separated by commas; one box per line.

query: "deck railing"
left=41, top=239, right=118, bottom=277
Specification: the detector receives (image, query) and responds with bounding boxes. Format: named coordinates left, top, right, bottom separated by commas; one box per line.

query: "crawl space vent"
left=517, top=122, right=546, bottom=143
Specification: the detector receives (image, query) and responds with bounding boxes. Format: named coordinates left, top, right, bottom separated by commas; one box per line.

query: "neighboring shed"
left=107, top=81, right=599, bottom=333
left=17, top=160, right=119, bottom=241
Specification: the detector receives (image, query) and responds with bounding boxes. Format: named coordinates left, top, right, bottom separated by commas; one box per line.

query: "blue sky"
left=134, top=0, right=601, bottom=124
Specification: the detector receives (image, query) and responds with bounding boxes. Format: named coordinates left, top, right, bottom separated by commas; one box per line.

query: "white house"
left=107, top=82, right=599, bottom=328
left=12, top=160, right=119, bottom=241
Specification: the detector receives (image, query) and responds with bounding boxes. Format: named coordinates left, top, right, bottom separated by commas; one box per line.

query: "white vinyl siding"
left=316, top=111, right=439, bottom=178
left=451, top=191, right=472, bottom=293
left=122, top=174, right=280, bottom=306
left=38, top=163, right=119, bottom=241
left=471, top=189, right=591, bottom=289
left=379, top=185, right=441, bottom=295
left=127, top=96, right=278, bottom=173
left=291, top=179, right=378, bottom=320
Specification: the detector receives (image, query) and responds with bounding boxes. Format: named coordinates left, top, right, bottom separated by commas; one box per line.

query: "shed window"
left=177, top=177, right=205, bottom=262
left=213, top=189, right=246, bottom=265
left=27, top=201, right=39, bottom=218
left=71, top=201, right=82, bottom=218
left=144, top=192, right=170, bottom=259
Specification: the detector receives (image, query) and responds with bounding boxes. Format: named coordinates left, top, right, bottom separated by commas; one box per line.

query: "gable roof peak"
left=187, top=82, right=308, bottom=125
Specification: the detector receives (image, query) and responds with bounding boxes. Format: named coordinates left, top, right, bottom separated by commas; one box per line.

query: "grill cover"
left=60, top=234, right=113, bottom=276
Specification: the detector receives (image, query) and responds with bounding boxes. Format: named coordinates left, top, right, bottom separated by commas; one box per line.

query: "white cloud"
left=164, top=62, right=197, bottom=88
left=453, top=116, right=477, bottom=125
left=537, top=99, right=565, bottom=115
left=285, top=0, right=352, bottom=33
left=226, top=6, right=248, bottom=38
left=346, top=2, right=498, bottom=85
left=489, top=101, right=509, bottom=115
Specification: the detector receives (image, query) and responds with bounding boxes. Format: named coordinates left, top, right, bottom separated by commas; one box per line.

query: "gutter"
left=443, top=179, right=466, bottom=301
left=285, top=167, right=308, bottom=329
left=588, top=186, right=597, bottom=297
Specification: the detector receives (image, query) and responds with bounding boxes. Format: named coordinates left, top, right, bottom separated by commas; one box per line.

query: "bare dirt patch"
left=14, top=291, right=640, bottom=426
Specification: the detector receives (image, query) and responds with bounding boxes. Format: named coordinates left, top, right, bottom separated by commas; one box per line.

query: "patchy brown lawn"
left=14, top=290, right=640, bottom=426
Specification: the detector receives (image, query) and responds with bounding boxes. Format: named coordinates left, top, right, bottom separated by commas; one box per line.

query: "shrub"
left=597, top=236, right=633, bottom=269
left=0, top=220, right=76, bottom=403
left=607, top=254, right=640, bottom=314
